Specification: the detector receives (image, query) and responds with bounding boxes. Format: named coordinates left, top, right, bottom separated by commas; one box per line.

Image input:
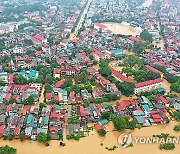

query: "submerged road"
left=69, top=0, right=92, bottom=39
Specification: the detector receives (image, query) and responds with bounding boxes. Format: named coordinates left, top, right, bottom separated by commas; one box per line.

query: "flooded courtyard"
left=102, top=22, right=141, bottom=36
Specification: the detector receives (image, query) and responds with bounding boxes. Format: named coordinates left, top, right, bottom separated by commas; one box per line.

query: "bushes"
left=173, top=110, right=180, bottom=121
left=112, top=115, right=127, bottom=131
left=159, top=143, right=175, bottom=150
left=66, top=132, right=85, bottom=140
left=98, top=129, right=107, bottom=136
left=174, top=124, right=180, bottom=131
left=19, top=133, right=25, bottom=141
left=0, top=145, right=16, bottom=154
left=105, top=145, right=118, bottom=151
left=37, top=132, right=50, bottom=146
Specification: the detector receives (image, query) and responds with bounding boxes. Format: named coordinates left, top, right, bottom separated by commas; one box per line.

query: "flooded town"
left=0, top=0, right=179, bottom=154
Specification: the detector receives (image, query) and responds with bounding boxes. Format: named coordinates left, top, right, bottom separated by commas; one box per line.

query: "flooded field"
left=102, top=22, right=141, bottom=36
left=1, top=120, right=180, bottom=154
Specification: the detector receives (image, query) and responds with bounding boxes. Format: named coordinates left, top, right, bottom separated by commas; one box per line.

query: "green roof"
left=27, top=114, right=33, bottom=124
left=99, top=118, right=109, bottom=125
left=20, top=70, right=38, bottom=79
left=55, top=104, right=64, bottom=109
left=142, top=104, right=150, bottom=113
left=135, top=116, right=145, bottom=124
left=110, top=48, right=125, bottom=55
left=43, top=116, right=49, bottom=125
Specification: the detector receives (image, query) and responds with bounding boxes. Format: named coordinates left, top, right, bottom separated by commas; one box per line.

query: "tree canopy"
left=123, top=55, right=142, bottom=70
left=0, top=145, right=16, bottom=154
left=112, top=115, right=127, bottom=131
left=140, top=30, right=153, bottom=42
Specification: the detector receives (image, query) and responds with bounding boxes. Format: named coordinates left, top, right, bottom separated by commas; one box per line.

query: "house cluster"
left=0, top=84, right=40, bottom=104
left=141, top=50, right=180, bottom=76
left=87, top=68, right=119, bottom=94
left=67, top=95, right=171, bottom=134
left=0, top=104, right=66, bottom=140
left=158, top=0, right=180, bottom=51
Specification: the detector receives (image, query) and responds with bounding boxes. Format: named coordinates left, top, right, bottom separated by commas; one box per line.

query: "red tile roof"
left=135, top=78, right=162, bottom=88
left=46, top=93, right=53, bottom=99
left=94, top=22, right=107, bottom=29
left=50, top=113, right=61, bottom=119
left=129, top=36, right=143, bottom=42
left=14, top=126, right=21, bottom=134
left=35, top=50, right=43, bottom=55
left=0, top=125, right=5, bottom=134
left=54, top=95, right=59, bottom=101
left=94, top=123, right=102, bottom=131
left=8, top=74, right=14, bottom=84
left=69, top=92, right=76, bottom=100
left=71, top=38, right=79, bottom=44
left=145, top=65, right=163, bottom=74
left=22, top=106, right=28, bottom=115
left=78, top=106, right=86, bottom=117
left=55, top=80, right=64, bottom=88
left=110, top=67, right=132, bottom=82
left=155, top=95, right=169, bottom=104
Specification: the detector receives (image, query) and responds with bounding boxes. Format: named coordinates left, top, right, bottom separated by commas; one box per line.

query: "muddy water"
left=35, top=84, right=45, bottom=106
left=102, top=22, right=141, bottom=36
left=93, top=64, right=99, bottom=71
left=1, top=120, right=180, bottom=154
left=153, top=38, right=165, bottom=50
left=162, top=79, right=171, bottom=93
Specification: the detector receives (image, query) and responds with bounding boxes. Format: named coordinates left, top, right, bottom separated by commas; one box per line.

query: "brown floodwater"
left=35, top=85, right=45, bottom=106
left=1, top=120, right=180, bottom=154
left=162, top=79, right=171, bottom=93
left=93, top=64, right=100, bottom=71
left=102, top=22, right=141, bottom=36
left=153, top=39, right=165, bottom=50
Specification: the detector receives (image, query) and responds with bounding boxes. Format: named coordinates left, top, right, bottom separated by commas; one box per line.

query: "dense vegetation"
left=0, top=145, right=16, bottom=154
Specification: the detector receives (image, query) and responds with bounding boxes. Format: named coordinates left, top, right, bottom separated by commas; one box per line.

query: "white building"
left=134, top=78, right=163, bottom=94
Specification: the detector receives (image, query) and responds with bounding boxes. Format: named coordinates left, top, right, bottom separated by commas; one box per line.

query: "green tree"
left=26, top=96, right=34, bottom=104
left=112, top=116, right=127, bottom=131
left=101, top=112, right=111, bottom=120
left=14, top=74, right=28, bottom=84
left=116, top=82, right=135, bottom=96
left=98, top=129, right=107, bottom=136
left=19, top=132, right=25, bottom=141
left=123, top=55, right=142, bottom=69
left=140, top=30, right=153, bottom=42
left=45, top=83, right=52, bottom=92
left=173, top=110, right=180, bottom=121
left=129, top=119, right=137, bottom=130
left=39, top=102, right=47, bottom=109
left=170, top=80, right=180, bottom=93
left=99, top=60, right=111, bottom=77
left=133, top=41, right=145, bottom=54
left=38, top=132, right=47, bottom=143
left=0, top=145, right=16, bottom=154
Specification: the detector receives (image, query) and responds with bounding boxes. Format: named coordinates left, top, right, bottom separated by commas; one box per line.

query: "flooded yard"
left=102, top=22, right=141, bottom=36
left=162, top=78, right=171, bottom=93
